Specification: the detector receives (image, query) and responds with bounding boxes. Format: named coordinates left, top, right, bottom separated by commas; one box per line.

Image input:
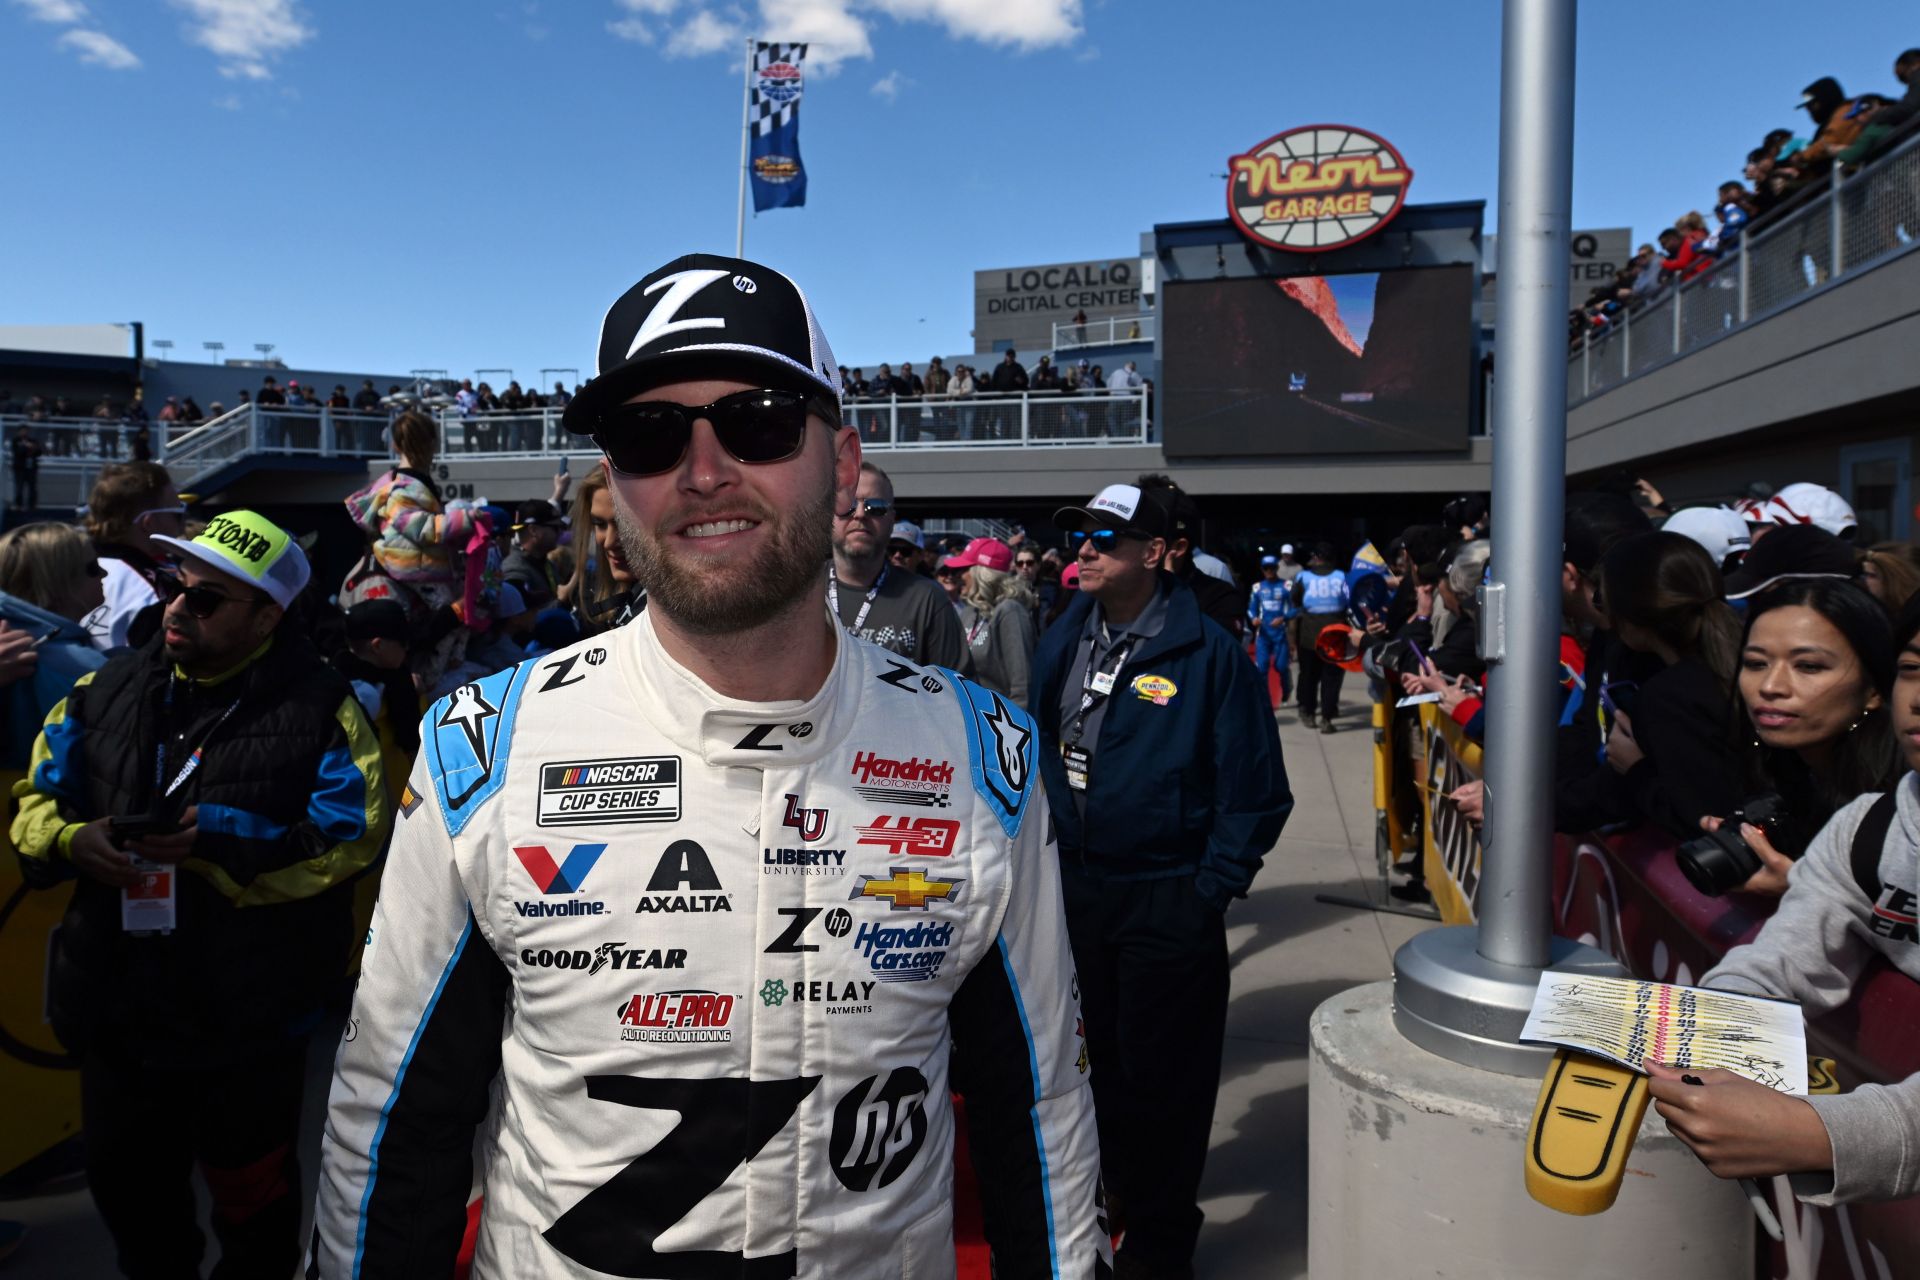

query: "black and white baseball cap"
left=562, top=253, right=842, bottom=435
left=1053, top=483, right=1171, bottom=539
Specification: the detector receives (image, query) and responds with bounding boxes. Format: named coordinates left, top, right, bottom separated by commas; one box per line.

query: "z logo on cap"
left=626, top=268, right=730, bottom=359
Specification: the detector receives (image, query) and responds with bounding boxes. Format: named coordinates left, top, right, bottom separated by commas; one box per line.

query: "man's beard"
left=616, top=482, right=834, bottom=636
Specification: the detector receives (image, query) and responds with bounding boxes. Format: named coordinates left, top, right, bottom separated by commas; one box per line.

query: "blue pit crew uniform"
left=1247, top=575, right=1297, bottom=707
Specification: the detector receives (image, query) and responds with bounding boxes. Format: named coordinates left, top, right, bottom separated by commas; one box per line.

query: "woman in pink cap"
left=949, top=537, right=1037, bottom=702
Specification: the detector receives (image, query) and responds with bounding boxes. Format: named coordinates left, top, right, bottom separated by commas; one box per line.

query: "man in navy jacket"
left=1031, top=482, right=1292, bottom=1279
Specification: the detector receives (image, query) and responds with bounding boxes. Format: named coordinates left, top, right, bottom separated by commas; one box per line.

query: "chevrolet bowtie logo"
left=851, top=868, right=965, bottom=911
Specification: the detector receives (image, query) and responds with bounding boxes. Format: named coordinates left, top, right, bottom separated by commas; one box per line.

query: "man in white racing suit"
left=311, top=253, right=1108, bottom=1279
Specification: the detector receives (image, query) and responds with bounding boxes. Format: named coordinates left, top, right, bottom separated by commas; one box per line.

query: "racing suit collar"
left=620, top=603, right=857, bottom=768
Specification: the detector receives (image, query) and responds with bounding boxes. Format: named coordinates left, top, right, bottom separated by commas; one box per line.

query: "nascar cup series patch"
left=1131, top=674, right=1178, bottom=706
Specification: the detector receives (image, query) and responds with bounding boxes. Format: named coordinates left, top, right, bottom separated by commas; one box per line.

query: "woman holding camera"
left=1646, top=594, right=1920, bottom=1204
left=1600, top=532, right=1747, bottom=840
left=1709, top=578, right=1903, bottom=896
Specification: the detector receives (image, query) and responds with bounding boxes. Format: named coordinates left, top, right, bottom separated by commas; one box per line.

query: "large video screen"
left=1161, top=266, right=1474, bottom=456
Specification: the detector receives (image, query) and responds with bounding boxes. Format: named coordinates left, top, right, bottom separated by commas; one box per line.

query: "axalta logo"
left=850, top=752, right=954, bottom=808
left=854, top=920, right=955, bottom=983
left=857, top=815, right=961, bottom=857
left=636, top=839, right=732, bottom=914
left=1228, top=124, right=1414, bottom=253
left=616, top=990, right=736, bottom=1043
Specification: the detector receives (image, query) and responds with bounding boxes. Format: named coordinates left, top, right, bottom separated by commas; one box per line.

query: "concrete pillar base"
left=1308, top=981, right=1754, bottom=1279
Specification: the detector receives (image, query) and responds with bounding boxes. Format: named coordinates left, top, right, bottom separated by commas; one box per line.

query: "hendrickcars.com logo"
left=1227, top=125, right=1414, bottom=253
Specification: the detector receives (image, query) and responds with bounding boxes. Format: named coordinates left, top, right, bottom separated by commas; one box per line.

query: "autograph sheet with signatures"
left=1520, top=974, right=1808, bottom=1094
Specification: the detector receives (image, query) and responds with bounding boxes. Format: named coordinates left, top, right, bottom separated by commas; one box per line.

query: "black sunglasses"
left=1079, top=529, right=1148, bottom=555
left=156, top=575, right=261, bottom=620
left=591, top=388, right=837, bottom=477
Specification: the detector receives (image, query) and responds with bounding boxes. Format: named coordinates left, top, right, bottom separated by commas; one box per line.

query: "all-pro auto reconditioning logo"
left=1227, top=125, right=1414, bottom=253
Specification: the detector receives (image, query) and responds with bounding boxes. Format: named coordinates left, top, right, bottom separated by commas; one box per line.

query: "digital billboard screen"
left=1161, top=265, right=1474, bottom=456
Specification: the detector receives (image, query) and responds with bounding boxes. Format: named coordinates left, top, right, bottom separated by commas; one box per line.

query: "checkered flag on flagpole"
left=752, top=42, right=807, bottom=136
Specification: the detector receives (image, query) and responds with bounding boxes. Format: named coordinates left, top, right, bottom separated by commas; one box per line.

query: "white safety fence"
left=1050, top=314, right=1156, bottom=349
left=1, top=391, right=1153, bottom=516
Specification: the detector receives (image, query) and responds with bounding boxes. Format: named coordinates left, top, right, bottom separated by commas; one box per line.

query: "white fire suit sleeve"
left=950, top=795, right=1109, bottom=1278
left=309, top=760, right=510, bottom=1278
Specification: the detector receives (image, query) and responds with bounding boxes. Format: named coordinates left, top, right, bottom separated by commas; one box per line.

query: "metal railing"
left=1570, top=129, right=1920, bottom=406
left=846, top=389, right=1150, bottom=447
left=1, top=390, right=1155, bottom=517
left=423, top=390, right=1154, bottom=455
left=1051, top=314, right=1156, bottom=349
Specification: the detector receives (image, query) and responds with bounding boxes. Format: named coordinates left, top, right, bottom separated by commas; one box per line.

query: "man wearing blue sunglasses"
left=1031, top=481, right=1293, bottom=1278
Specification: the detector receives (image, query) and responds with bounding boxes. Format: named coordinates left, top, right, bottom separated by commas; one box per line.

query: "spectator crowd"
left=1570, top=47, right=1920, bottom=343
left=10, top=246, right=1920, bottom=1278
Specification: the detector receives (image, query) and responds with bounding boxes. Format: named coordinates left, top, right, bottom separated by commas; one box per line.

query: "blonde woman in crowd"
left=0, top=522, right=108, bottom=769
left=950, top=537, right=1037, bottom=702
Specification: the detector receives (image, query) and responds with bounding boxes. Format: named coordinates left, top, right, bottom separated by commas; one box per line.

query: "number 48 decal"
left=544, top=1074, right=821, bottom=1278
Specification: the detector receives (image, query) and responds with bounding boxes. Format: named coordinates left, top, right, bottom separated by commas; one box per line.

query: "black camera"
left=1675, top=794, right=1815, bottom=896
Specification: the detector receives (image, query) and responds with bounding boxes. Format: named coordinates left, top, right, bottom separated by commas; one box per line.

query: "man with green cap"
left=10, top=507, right=391, bottom=1280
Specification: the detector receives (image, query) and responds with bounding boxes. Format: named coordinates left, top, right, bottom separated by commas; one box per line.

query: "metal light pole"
left=1390, top=0, right=1623, bottom=1075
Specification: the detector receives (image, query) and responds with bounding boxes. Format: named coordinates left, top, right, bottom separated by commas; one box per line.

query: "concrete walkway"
left=0, top=699, right=1432, bottom=1279
left=1196, top=700, right=1439, bottom=1279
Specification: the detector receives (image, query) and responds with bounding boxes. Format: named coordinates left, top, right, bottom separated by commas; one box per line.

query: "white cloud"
left=614, top=0, right=1083, bottom=70
left=57, top=27, right=140, bottom=68
left=864, top=0, right=1080, bottom=50
left=13, top=0, right=89, bottom=23
left=607, top=0, right=680, bottom=43
left=170, top=0, right=313, bottom=80
left=665, top=5, right=743, bottom=57
left=213, top=92, right=241, bottom=108
left=870, top=69, right=907, bottom=101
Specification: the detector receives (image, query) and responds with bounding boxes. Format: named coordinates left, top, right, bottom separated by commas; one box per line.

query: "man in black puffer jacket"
left=11, top=509, right=390, bottom=1280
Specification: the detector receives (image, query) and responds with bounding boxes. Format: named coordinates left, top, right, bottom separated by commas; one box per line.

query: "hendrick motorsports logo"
left=850, top=751, right=953, bottom=808
left=537, top=756, right=680, bottom=827
left=1227, top=124, right=1414, bottom=253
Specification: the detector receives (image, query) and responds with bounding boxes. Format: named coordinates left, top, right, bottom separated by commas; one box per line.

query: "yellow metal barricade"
left=1417, top=705, right=1483, bottom=925
left=0, top=767, right=81, bottom=1180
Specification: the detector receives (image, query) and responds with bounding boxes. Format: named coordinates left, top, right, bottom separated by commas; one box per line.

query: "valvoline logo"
left=514, top=843, right=608, bottom=894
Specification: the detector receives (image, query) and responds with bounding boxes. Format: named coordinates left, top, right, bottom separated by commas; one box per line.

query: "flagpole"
left=736, top=37, right=752, bottom=257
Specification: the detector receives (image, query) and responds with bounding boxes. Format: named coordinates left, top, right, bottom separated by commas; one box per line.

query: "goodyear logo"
left=1228, top=125, right=1414, bottom=253
left=1131, top=674, right=1178, bottom=706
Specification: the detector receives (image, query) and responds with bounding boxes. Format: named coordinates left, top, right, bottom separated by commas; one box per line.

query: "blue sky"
left=1323, top=274, right=1377, bottom=353
left=2, top=0, right=1912, bottom=378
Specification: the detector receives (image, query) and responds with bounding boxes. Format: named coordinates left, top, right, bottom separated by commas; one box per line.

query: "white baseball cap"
left=1662, top=506, right=1751, bottom=569
left=1748, top=483, right=1857, bottom=537
left=1280, top=543, right=1295, bottom=555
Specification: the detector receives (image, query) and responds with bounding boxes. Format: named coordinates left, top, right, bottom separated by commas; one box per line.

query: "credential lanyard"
left=828, top=565, right=888, bottom=635
left=155, top=676, right=243, bottom=800
left=1065, top=629, right=1135, bottom=747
